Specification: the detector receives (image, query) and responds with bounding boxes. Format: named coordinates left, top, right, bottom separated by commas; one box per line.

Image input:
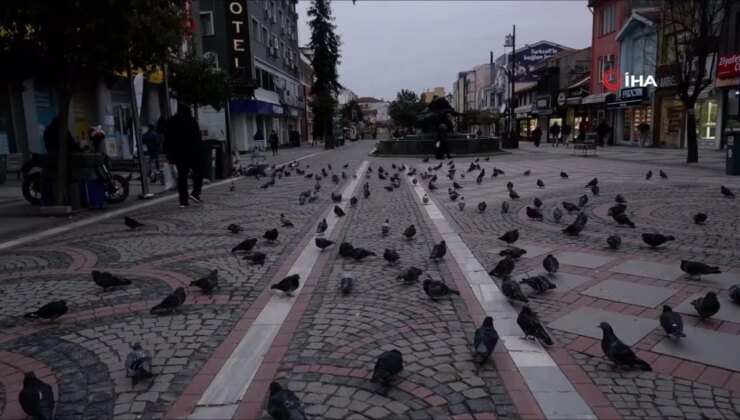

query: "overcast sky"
left=296, top=0, right=593, bottom=101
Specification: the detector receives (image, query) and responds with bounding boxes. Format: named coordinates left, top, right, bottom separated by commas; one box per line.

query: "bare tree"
left=661, top=0, right=728, bottom=163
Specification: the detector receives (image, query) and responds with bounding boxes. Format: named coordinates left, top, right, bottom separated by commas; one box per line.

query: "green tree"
left=307, top=0, right=342, bottom=149
left=388, top=89, right=425, bottom=130
left=340, top=99, right=363, bottom=125
left=0, top=0, right=187, bottom=205
left=169, top=52, right=233, bottom=113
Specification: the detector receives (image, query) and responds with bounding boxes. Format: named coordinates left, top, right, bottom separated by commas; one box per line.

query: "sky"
left=296, top=0, right=593, bottom=101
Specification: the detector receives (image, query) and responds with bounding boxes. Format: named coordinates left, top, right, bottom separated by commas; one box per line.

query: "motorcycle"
left=21, top=153, right=129, bottom=205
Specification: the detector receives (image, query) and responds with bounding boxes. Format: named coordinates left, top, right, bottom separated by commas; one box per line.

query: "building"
left=356, top=97, right=390, bottom=139
left=420, top=87, right=446, bottom=103
left=197, top=0, right=304, bottom=153
left=337, top=88, right=358, bottom=106
left=715, top=0, right=740, bottom=150
left=298, top=52, right=313, bottom=142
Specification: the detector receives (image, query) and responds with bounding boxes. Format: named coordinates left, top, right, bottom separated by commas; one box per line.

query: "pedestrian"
left=142, top=124, right=160, bottom=171
left=596, top=120, right=610, bottom=147
left=561, top=123, right=571, bottom=147
left=43, top=117, right=81, bottom=154
left=164, top=103, right=204, bottom=208
left=269, top=130, right=279, bottom=156
left=434, top=123, right=452, bottom=160
left=532, top=126, right=542, bottom=147
left=549, top=122, right=561, bottom=147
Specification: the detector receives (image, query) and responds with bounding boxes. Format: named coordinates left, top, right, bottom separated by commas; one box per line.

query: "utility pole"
left=511, top=25, right=516, bottom=146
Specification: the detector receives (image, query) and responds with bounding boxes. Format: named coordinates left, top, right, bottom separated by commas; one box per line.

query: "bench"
left=572, top=139, right=598, bottom=156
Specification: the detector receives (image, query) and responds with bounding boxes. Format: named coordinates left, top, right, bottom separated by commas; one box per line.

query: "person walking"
left=434, top=124, right=452, bottom=160
left=549, top=122, right=561, bottom=147
left=269, top=130, right=279, bottom=156
left=142, top=124, right=160, bottom=172
left=561, top=123, right=572, bottom=147
left=532, top=126, right=542, bottom=147
left=164, top=103, right=204, bottom=208
left=596, top=120, right=610, bottom=147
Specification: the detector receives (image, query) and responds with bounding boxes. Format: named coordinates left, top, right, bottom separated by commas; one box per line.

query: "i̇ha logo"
left=602, top=69, right=657, bottom=91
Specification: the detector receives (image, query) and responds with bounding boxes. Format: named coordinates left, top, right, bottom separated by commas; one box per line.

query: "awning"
left=581, top=92, right=615, bottom=105
left=564, top=74, right=590, bottom=90
left=566, top=97, right=582, bottom=105
left=514, top=82, right=538, bottom=93
left=229, top=99, right=297, bottom=117
left=253, top=88, right=281, bottom=105
left=514, top=104, right=533, bottom=114
left=606, top=99, right=644, bottom=109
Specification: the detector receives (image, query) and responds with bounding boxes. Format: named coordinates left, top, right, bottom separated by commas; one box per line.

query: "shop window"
left=695, top=99, right=717, bottom=140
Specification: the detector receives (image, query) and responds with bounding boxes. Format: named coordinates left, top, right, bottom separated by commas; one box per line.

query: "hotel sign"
left=225, top=1, right=253, bottom=96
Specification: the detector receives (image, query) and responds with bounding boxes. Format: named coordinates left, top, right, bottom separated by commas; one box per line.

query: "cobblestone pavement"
left=2, top=140, right=740, bottom=419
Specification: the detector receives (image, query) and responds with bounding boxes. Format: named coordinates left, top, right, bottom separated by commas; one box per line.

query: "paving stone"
left=548, top=307, right=656, bottom=345
left=609, top=260, right=685, bottom=281
left=553, top=251, right=615, bottom=268
left=365, top=406, right=391, bottom=419
left=653, top=325, right=740, bottom=372
left=581, top=279, right=677, bottom=307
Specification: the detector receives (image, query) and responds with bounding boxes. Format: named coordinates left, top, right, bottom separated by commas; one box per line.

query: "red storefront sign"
left=716, top=52, right=740, bottom=79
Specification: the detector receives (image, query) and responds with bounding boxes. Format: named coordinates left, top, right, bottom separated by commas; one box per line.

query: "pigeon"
left=509, top=190, right=520, bottom=200
left=659, top=169, right=667, bottom=179
left=607, top=234, right=622, bottom=249
left=721, top=185, right=735, bottom=198
left=92, top=270, right=131, bottom=290
left=422, top=278, right=460, bottom=300
left=227, top=224, right=243, bottom=234
left=501, top=201, right=510, bottom=214
left=317, top=219, right=328, bottom=235
left=560, top=171, right=568, bottom=179
left=428, top=180, right=437, bottom=191
left=372, top=349, right=403, bottom=393
left=484, top=157, right=490, bottom=161
left=608, top=204, right=627, bottom=216
left=383, top=248, right=400, bottom=265
left=543, top=254, right=559, bottom=275
left=524, top=169, right=531, bottom=176
left=536, top=179, right=544, bottom=188
left=422, top=194, right=430, bottom=204
left=350, top=196, right=358, bottom=207
left=499, top=247, right=526, bottom=259
left=501, top=278, right=529, bottom=303
left=615, top=194, right=627, bottom=204
left=315, top=237, right=335, bottom=251
left=563, top=220, right=585, bottom=236
left=585, top=178, right=598, bottom=188
left=680, top=260, right=721, bottom=279
left=351, top=248, right=376, bottom=261
left=693, top=213, right=707, bottom=225
left=243, top=251, right=267, bottom=265
left=381, top=219, right=390, bottom=236
left=612, top=212, right=635, bottom=228
left=578, top=194, right=588, bottom=208
left=338, top=242, right=355, bottom=258
left=229, top=182, right=235, bottom=191
left=340, top=271, right=355, bottom=295
left=262, top=228, right=279, bottom=242
left=453, top=181, right=462, bottom=189
left=384, top=185, right=394, bottom=192
left=498, top=229, right=519, bottom=245
left=520, top=275, right=556, bottom=293
left=562, top=201, right=579, bottom=213
left=729, top=285, right=740, bottom=303
left=646, top=170, right=653, bottom=180
left=457, top=196, right=466, bottom=211
left=429, top=240, right=447, bottom=261
left=272, top=274, right=300, bottom=296
left=478, top=201, right=487, bottom=212
left=124, top=216, right=145, bottom=230
left=363, top=189, right=371, bottom=199
left=150, top=287, right=186, bottom=314
left=691, top=292, right=720, bottom=320
left=280, top=214, right=294, bottom=228
left=642, top=233, right=675, bottom=248
left=473, top=317, right=499, bottom=367
left=598, top=322, right=651, bottom=371
left=189, top=270, right=219, bottom=295
left=334, top=206, right=346, bottom=217
left=591, top=185, right=600, bottom=196
left=332, top=174, right=339, bottom=184
left=19, top=372, right=54, bottom=420
left=526, top=206, right=543, bottom=221
left=476, top=174, right=483, bottom=184
left=403, top=224, right=416, bottom=240
left=659, top=306, right=686, bottom=339
left=267, top=382, right=307, bottom=420
left=396, top=266, right=423, bottom=283
left=23, top=300, right=67, bottom=321
left=517, top=306, right=553, bottom=345
left=412, top=178, right=418, bottom=185
left=126, top=342, right=154, bottom=385
left=533, top=198, right=543, bottom=208
left=489, top=257, right=515, bottom=278
left=553, top=207, right=563, bottom=223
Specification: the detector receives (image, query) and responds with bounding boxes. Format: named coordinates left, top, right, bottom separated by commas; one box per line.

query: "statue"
left=418, top=96, right=461, bottom=133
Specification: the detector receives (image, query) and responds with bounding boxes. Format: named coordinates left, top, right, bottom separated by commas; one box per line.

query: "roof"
left=357, top=97, right=382, bottom=103
left=616, top=8, right=660, bottom=41
left=564, top=74, right=591, bottom=91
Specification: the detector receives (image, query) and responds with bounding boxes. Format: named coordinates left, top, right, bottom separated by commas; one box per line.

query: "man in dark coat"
left=549, top=122, right=561, bottom=147
left=269, top=130, right=279, bottom=156
left=164, top=103, right=203, bottom=207
left=561, top=123, right=572, bottom=146
left=596, top=120, right=610, bottom=147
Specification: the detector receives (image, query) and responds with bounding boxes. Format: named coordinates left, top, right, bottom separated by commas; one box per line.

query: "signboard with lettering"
left=619, top=87, right=645, bottom=100
left=251, top=138, right=266, bottom=162
left=717, top=52, right=740, bottom=79
left=535, top=95, right=551, bottom=115
left=225, top=1, right=253, bottom=96
left=507, top=42, right=567, bottom=82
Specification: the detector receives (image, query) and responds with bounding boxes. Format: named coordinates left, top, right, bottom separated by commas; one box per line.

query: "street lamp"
left=504, top=25, right=517, bottom=147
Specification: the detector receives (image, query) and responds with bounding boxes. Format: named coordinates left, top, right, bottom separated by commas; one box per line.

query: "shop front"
left=582, top=92, right=616, bottom=131
left=608, top=87, right=652, bottom=147
left=716, top=51, right=740, bottom=149
left=514, top=104, right=537, bottom=140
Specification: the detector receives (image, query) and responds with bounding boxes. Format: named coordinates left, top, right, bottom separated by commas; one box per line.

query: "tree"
left=340, top=99, right=363, bottom=125
left=662, top=0, right=728, bottom=163
left=169, top=51, right=233, bottom=114
left=307, top=0, right=341, bottom=149
left=388, top=89, right=425, bottom=130
left=0, top=0, right=187, bottom=205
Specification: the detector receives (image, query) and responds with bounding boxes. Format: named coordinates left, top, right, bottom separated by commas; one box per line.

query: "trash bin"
left=205, top=140, right=228, bottom=179
left=203, top=142, right=217, bottom=181
left=726, top=131, right=740, bottom=175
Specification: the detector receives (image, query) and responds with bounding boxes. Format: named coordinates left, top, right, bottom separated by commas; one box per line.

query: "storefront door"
left=659, top=97, right=684, bottom=148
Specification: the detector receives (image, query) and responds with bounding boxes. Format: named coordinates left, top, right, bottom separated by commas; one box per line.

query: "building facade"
left=420, top=87, right=446, bottom=103
left=716, top=0, right=740, bottom=150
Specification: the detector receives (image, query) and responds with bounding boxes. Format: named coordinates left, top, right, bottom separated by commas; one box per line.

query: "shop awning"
left=564, top=74, right=590, bottom=91
left=566, top=97, right=582, bottom=105
left=582, top=92, right=615, bottom=105
left=606, top=98, right=644, bottom=109
left=514, top=104, right=533, bottom=114
left=514, top=82, right=538, bottom=93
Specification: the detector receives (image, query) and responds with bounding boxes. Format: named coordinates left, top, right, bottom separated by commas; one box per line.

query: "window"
left=271, top=1, right=277, bottom=22
left=262, top=27, right=269, bottom=46
left=251, top=18, right=261, bottom=43
left=279, top=10, right=284, bottom=29
left=597, top=55, right=614, bottom=82
left=199, top=11, right=214, bottom=36
left=281, top=41, right=287, bottom=59
left=600, top=4, right=615, bottom=35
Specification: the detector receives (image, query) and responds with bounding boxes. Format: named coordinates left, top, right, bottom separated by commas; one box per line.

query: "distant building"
left=357, top=97, right=389, bottom=139
left=337, top=88, right=358, bottom=106
left=420, top=87, right=446, bottom=103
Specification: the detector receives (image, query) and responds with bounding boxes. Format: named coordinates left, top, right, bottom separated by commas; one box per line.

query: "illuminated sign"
left=225, top=1, right=253, bottom=96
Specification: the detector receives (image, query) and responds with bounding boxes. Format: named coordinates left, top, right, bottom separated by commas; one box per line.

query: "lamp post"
left=504, top=25, right=517, bottom=147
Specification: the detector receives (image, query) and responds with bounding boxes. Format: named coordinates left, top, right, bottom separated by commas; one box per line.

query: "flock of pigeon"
left=15, top=154, right=740, bottom=419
